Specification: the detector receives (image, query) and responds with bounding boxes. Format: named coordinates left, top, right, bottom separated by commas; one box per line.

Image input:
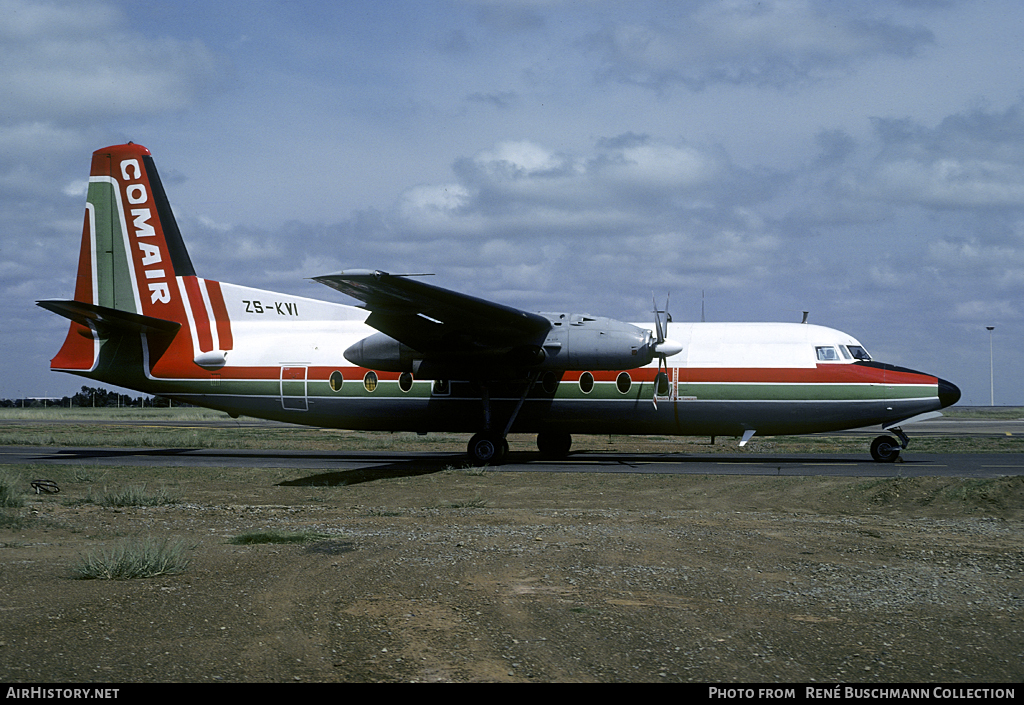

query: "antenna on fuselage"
left=801, top=311, right=809, bottom=324
left=701, top=290, right=705, bottom=323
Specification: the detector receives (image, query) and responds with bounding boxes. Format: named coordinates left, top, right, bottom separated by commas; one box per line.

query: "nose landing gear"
left=871, top=426, right=909, bottom=463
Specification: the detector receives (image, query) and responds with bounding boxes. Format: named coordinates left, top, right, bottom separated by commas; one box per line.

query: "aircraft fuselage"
left=40, top=143, right=960, bottom=464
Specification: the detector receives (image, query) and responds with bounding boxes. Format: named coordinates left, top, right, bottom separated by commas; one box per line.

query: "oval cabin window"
left=579, top=371, right=594, bottom=394
left=399, top=372, right=413, bottom=392
left=616, top=371, right=631, bottom=394
left=363, top=371, right=378, bottom=392
left=329, top=370, right=344, bottom=392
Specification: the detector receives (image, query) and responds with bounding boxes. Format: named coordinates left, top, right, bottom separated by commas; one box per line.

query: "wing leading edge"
left=313, top=270, right=551, bottom=355
left=315, top=270, right=667, bottom=377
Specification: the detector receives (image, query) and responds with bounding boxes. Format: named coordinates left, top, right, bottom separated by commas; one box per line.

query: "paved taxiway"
left=1, top=447, right=1022, bottom=479
left=2, top=413, right=1021, bottom=478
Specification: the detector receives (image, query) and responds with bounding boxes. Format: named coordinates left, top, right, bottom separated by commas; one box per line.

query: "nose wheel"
left=871, top=426, right=909, bottom=463
left=870, top=435, right=900, bottom=462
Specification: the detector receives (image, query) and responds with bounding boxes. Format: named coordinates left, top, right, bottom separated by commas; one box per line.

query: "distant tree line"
left=1, top=386, right=184, bottom=408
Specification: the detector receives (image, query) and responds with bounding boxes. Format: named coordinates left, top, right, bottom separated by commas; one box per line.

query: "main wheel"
left=870, top=435, right=901, bottom=463
left=468, top=433, right=507, bottom=465
left=537, top=431, right=572, bottom=458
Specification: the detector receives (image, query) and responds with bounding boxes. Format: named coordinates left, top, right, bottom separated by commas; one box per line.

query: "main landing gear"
left=465, top=374, right=576, bottom=465
left=466, top=374, right=537, bottom=466
left=467, top=430, right=573, bottom=465
left=467, top=432, right=509, bottom=465
left=870, top=427, right=910, bottom=463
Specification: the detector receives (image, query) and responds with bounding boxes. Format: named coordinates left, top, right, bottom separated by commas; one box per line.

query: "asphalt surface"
left=2, top=414, right=1021, bottom=478
left=1, top=446, right=1022, bottom=479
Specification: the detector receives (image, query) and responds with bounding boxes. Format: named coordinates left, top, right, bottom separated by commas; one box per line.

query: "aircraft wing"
left=313, top=270, right=551, bottom=354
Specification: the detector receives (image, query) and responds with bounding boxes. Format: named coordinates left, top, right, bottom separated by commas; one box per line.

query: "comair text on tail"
left=39, top=143, right=960, bottom=465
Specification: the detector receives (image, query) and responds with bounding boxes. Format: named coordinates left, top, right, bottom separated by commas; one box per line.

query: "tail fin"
left=77, top=142, right=195, bottom=314
left=41, top=143, right=226, bottom=375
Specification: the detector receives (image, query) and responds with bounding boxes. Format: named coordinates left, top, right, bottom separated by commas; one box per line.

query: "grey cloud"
left=585, top=2, right=934, bottom=90
left=0, top=0, right=224, bottom=125
left=862, top=105, right=1024, bottom=209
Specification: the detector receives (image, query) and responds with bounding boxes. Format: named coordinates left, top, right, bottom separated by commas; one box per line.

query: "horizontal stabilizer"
left=37, top=299, right=181, bottom=338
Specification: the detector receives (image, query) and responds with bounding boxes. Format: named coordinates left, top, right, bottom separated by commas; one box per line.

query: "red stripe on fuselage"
left=205, top=279, right=233, bottom=351
left=181, top=277, right=214, bottom=353
left=681, top=364, right=934, bottom=385
left=141, top=363, right=936, bottom=388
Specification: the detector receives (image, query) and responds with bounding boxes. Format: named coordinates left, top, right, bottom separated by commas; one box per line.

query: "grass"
left=1, top=405, right=1023, bottom=454
left=0, top=407, right=228, bottom=421
left=446, top=497, right=490, bottom=508
left=81, top=483, right=181, bottom=507
left=944, top=406, right=1024, bottom=420
left=73, top=537, right=191, bottom=580
left=0, top=472, right=24, bottom=508
left=228, top=530, right=333, bottom=545
left=855, top=476, right=1024, bottom=513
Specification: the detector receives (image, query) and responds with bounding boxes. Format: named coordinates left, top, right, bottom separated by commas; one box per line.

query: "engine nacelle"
left=344, top=332, right=418, bottom=372
left=541, top=314, right=656, bottom=370
left=344, top=314, right=666, bottom=375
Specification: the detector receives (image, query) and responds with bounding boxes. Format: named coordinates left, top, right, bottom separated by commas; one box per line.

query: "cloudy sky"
left=4, top=0, right=1023, bottom=405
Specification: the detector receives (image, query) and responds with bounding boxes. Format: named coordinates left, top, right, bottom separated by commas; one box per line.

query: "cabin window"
left=433, top=379, right=450, bottom=396
left=846, top=345, right=871, bottom=361
left=579, top=371, right=594, bottom=394
left=399, top=372, right=413, bottom=392
left=329, top=370, right=344, bottom=392
left=815, top=346, right=840, bottom=362
left=363, top=371, right=378, bottom=392
left=541, top=370, right=559, bottom=395
left=616, top=371, right=632, bottom=394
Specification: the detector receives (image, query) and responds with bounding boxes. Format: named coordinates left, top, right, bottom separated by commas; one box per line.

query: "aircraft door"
left=280, top=365, right=308, bottom=411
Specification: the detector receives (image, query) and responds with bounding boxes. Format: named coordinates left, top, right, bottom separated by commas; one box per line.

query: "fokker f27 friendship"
left=39, top=143, right=960, bottom=464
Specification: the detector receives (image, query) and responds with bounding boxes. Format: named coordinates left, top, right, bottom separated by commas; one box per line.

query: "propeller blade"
left=650, top=293, right=675, bottom=409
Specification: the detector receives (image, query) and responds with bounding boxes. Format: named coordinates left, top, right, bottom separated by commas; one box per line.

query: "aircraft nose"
left=938, top=377, right=961, bottom=408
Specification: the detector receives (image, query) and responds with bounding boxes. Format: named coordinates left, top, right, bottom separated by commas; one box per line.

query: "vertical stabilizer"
left=43, top=143, right=212, bottom=374
left=81, top=143, right=195, bottom=315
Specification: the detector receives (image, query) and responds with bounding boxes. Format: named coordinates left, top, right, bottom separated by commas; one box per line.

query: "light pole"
left=986, top=326, right=995, bottom=406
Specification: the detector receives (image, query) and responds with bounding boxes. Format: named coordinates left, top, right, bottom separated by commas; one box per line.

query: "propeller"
left=651, top=294, right=682, bottom=408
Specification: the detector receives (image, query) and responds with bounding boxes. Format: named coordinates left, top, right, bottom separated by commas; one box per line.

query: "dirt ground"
left=1, top=459, right=1022, bottom=683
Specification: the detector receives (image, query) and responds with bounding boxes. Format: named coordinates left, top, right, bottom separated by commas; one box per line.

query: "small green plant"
left=74, top=537, right=191, bottom=580
left=0, top=473, right=24, bottom=508
left=228, top=531, right=331, bottom=545
left=87, top=483, right=180, bottom=507
left=0, top=512, right=29, bottom=530
left=442, top=464, right=488, bottom=476
left=366, top=508, right=404, bottom=517
left=447, top=497, right=489, bottom=508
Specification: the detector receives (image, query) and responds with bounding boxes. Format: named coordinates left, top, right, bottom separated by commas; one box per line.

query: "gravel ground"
left=0, top=466, right=1021, bottom=683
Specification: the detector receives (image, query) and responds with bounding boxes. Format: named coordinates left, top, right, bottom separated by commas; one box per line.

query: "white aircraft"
left=39, top=143, right=960, bottom=464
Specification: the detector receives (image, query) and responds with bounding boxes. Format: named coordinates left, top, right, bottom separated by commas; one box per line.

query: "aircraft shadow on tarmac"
left=34, top=447, right=900, bottom=488
left=278, top=451, right=889, bottom=486
left=277, top=456, right=465, bottom=487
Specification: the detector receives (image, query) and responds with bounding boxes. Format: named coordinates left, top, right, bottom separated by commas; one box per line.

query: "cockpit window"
left=846, top=345, right=871, bottom=361
left=815, top=346, right=840, bottom=362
